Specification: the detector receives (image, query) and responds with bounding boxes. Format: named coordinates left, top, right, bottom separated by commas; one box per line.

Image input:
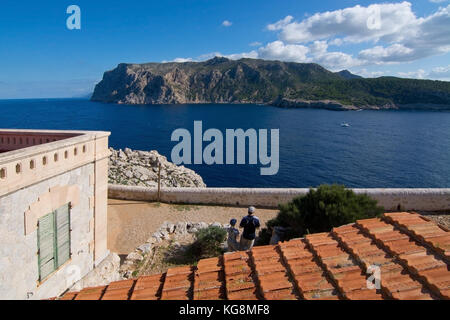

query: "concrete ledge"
left=108, top=185, right=450, bottom=211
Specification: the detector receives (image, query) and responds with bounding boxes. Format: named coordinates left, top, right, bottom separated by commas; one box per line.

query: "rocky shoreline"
left=108, top=148, right=206, bottom=188
left=270, top=97, right=450, bottom=111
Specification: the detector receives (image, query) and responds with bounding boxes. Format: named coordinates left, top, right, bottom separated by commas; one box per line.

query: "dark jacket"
left=239, top=215, right=260, bottom=240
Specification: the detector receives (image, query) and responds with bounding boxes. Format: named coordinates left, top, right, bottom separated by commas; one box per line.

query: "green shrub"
left=190, top=226, right=227, bottom=259
left=266, top=184, right=384, bottom=241
left=255, top=228, right=272, bottom=246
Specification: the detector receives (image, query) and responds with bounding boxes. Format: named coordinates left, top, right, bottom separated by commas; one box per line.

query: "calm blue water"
left=2, top=98, right=450, bottom=188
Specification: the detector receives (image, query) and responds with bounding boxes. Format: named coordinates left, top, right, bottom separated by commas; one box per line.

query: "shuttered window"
left=37, top=203, right=71, bottom=282
left=37, top=212, right=56, bottom=280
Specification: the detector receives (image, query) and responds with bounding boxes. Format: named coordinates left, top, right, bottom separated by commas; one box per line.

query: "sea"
left=2, top=98, right=450, bottom=188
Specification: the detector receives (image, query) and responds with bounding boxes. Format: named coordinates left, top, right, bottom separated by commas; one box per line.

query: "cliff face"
left=91, top=57, right=450, bottom=109
left=91, top=57, right=342, bottom=105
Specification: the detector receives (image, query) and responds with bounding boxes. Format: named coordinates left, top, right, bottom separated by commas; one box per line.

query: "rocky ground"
left=108, top=147, right=206, bottom=188
left=119, top=221, right=228, bottom=278
left=107, top=199, right=278, bottom=255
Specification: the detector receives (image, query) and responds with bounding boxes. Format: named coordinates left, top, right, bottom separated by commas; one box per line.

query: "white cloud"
left=198, top=52, right=224, bottom=60
left=167, top=2, right=450, bottom=75
left=389, top=65, right=450, bottom=80
left=398, top=69, right=427, bottom=79
left=249, top=41, right=262, bottom=47
left=358, top=44, right=414, bottom=64
left=225, top=51, right=258, bottom=60
left=173, top=58, right=194, bottom=63
left=222, top=20, right=232, bottom=27
left=270, top=2, right=418, bottom=44
left=354, top=65, right=450, bottom=80
left=428, top=65, right=450, bottom=80
left=267, top=16, right=293, bottom=31
left=355, top=69, right=389, bottom=78
left=257, top=41, right=310, bottom=63
left=262, top=3, right=450, bottom=67
left=309, top=41, right=362, bottom=70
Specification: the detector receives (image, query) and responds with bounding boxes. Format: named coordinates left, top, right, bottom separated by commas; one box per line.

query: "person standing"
left=226, top=219, right=240, bottom=252
left=239, top=206, right=260, bottom=251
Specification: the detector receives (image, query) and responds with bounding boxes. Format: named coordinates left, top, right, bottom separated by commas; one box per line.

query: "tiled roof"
left=58, top=212, right=449, bottom=300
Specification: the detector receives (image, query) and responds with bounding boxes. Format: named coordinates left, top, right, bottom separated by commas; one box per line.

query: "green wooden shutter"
left=55, top=203, right=71, bottom=267
left=38, top=212, right=56, bottom=280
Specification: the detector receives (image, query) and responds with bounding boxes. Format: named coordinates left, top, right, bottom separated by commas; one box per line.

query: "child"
left=227, top=219, right=240, bottom=252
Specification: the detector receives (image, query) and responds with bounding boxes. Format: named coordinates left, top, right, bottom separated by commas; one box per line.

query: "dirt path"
left=107, top=199, right=278, bottom=255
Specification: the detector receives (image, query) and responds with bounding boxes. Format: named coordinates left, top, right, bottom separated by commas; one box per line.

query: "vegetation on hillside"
left=189, top=226, right=227, bottom=259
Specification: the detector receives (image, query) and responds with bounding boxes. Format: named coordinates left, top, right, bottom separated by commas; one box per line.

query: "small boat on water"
left=341, top=122, right=350, bottom=127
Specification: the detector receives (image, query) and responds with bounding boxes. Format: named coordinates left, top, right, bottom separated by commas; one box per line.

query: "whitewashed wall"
left=108, top=185, right=450, bottom=211
left=0, top=164, right=95, bottom=300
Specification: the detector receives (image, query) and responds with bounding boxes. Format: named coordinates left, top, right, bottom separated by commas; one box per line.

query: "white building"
left=0, top=129, right=110, bottom=299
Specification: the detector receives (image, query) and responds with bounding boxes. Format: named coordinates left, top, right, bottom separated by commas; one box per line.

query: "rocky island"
left=108, top=148, right=206, bottom=188
left=91, top=57, right=450, bottom=110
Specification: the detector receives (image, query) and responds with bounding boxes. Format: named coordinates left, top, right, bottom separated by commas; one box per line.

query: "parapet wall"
left=108, top=185, right=450, bottom=211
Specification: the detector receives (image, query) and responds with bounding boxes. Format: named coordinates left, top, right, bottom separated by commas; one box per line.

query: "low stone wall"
left=108, top=185, right=450, bottom=211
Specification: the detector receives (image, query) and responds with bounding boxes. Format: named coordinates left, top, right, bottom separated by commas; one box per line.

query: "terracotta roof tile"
left=59, top=292, right=78, bottom=300
left=358, top=214, right=450, bottom=299
left=278, top=238, right=340, bottom=300
left=160, top=266, right=193, bottom=300
left=384, top=213, right=450, bottom=261
left=193, top=287, right=223, bottom=300
left=331, top=223, right=436, bottom=299
left=264, top=288, right=298, bottom=300
left=98, top=279, right=136, bottom=300
left=294, top=273, right=336, bottom=292
left=166, top=265, right=192, bottom=277
left=227, top=288, right=259, bottom=300
left=130, top=289, right=159, bottom=300
left=306, top=231, right=383, bottom=299
left=73, top=286, right=107, bottom=300
left=102, top=287, right=133, bottom=300
left=161, top=288, right=190, bottom=300
left=55, top=212, right=449, bottom=300
left=225, top=274, right=256, bottom=292
left=194, top=271, right=223, bottom=291
left=345, top=289, right=384, bottom=300
left=223, top=251, right=249, bottom=262
left=129, top=275, right=163, bottom=300
left=390, top=287, right=434, bottom=300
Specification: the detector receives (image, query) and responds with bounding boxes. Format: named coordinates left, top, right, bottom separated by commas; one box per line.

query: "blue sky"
left=0, top=0, right=449, bottom=98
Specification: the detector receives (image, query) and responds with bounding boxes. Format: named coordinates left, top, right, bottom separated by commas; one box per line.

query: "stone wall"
left=108, top=185, right=450, bottom=211
left=0, top=164, right=94, bottom=300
